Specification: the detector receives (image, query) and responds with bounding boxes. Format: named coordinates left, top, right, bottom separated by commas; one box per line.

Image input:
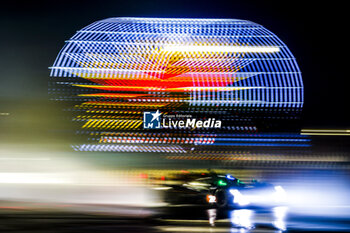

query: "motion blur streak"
left=0, top=172, right=71, bottom=184
left=0, top=146, right=163, bottom=217
left=162, top=45, right=280, bottom=53
left=301, top=128, right=350, bottom=136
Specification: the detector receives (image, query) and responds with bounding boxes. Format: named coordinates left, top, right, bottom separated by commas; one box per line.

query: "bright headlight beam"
left=274, top=185, right=287, bottom=202
left=229, top=189, right=250, bottom=206
left=163, top=45, right=280, bottom=53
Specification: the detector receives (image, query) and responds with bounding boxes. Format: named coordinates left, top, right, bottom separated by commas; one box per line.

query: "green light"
left=218, top=180, right=227, bottom=186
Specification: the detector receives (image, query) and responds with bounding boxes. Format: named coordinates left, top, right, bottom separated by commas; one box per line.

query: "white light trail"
left=0, top=173, right=71, bottom=184
left=163, top=45, right=280, bottom=53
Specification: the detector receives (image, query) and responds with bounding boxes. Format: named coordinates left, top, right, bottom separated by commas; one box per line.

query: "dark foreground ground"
left=1, top=205, right=350, bottom=233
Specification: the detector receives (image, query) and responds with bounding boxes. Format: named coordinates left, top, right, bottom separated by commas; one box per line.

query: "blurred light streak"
left=301, top=129, right=350, bottom=136
left=165, top=155, right=347, bottom=162
left=157, top=226, right=233, bottom=232
left=163, top=45, right=280, bottom=53
left=0, top=172, right=71, bottom=184
left=211, top=143, right=310, bottom=147
left=0, top=158, right=51, bottom=161
left=302, top=129, right=350, bottom=132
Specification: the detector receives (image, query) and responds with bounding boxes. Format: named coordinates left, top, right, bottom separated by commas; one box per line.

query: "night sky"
left=0, top=0, right=348, bottom=133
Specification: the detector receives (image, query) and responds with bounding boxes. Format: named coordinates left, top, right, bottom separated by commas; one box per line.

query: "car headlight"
left=274, top=185, right=287, bottom=202
left=229, top=189, right=250, bottom=206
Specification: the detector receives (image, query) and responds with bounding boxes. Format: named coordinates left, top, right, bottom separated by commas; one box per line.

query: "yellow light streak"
left=301, top=129, right=350, bottom=136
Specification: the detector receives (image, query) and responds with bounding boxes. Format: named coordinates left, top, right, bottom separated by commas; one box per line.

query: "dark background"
left=0, top=0, right=348, bottom=140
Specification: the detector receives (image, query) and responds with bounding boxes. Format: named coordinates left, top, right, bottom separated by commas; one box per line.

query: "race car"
left=161, top=173, right=287, bottom=208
